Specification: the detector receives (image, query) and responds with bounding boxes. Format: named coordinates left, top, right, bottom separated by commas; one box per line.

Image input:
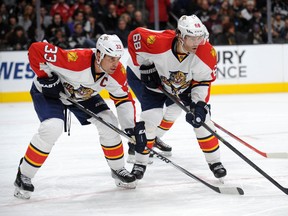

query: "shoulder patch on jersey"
left=147, top=35, right=156, bottom=45
left=210, top=47, right=217, bottom=58
left=67, top=51, right=78, bottom=62
left=120, top=64, right=126, bottom=74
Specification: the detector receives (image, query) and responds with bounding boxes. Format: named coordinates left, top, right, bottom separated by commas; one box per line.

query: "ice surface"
left=0, top=93, right=288, bottom=216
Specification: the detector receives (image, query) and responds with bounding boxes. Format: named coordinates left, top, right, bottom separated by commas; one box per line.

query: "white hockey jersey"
left=28, top=41, right=136, bottom=129
left=127, top=28, right=217, bottom=103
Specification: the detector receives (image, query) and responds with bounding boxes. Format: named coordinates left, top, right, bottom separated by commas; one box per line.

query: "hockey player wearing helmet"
left=177, top=14, right=209, bottom=53
left=127, top=14, right=226, bottom=181
left=13, top=34, right=147, bottom=199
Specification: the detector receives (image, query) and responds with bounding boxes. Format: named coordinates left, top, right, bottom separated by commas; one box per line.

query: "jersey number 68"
left=132, top=33, right=141, bottom=50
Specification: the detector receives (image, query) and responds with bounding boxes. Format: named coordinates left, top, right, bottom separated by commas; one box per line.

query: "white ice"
left=0, top=93, right=288, bottom=216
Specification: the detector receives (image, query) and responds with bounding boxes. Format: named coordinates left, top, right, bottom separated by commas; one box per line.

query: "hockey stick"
left=212, top=122, right=288, bottom=159
left=159, top=86, right=288, bottom=195
left=150, top=149, right=244, bottom=195
left=60, top=92, right=244, bottom=195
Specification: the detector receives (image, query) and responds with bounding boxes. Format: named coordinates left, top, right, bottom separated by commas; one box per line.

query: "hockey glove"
left=125, top=121, right=147, bottom=153
left=37, top=72, right=64, bottom=99
left=140, top=63, right=161, bottom=89
left=185, top=101, right=209, bottom=128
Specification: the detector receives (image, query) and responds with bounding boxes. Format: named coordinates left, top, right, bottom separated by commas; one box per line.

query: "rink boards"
left=1, top=44, right=288, bottom=102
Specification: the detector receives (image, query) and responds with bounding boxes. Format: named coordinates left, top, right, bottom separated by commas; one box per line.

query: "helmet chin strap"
left=95, top=54, right=106, bottom=72
left=178, top=38, right=189, bottom=54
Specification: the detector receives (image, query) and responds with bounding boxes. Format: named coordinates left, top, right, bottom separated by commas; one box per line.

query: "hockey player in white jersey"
left=127, top=15, right=227, bottom=180
left=14, top=34, right=147, bottom=199
left=126, top=57, right=182, bottom=161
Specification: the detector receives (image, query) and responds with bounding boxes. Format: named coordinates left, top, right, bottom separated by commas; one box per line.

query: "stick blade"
left=266, top=152, right=288, bottom=159
left=218, top=187, right=244, bottom=195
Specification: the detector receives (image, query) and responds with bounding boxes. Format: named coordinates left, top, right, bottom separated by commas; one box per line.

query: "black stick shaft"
left=60, top=93, right=243, bottom=195
left=159, top=86, right=288, bottom=195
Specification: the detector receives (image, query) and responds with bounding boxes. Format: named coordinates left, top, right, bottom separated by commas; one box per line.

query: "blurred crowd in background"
left=0, top=0, right=288, bottom=51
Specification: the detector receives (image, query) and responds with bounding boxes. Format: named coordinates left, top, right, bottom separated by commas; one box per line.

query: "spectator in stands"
left=6, top=25, right=28, bottom=50
left=280, top=17, right=288, bottom=43
left=248, top=22, right=267, bottom=44
left=1, top=0, right=288, bottom=50
left=0, top=15, right=9, bottom=49
left=68, top=22, right=95, bottom=48
left=104, top=2, right=118, bottom=34
left=218, top=0, right=234, bottom=18
left=195, top=0, right=210, bottom=23
left=208, top=0, right=222, bottom=11
left=0, top=2, right=9, bottom=23
left=67, top=9, right=86, bottom=35
left=114, top=17, right=129, bottom=47
left=204, top=9, right=222, bottom=44
left=272, top=12, right=285, bottom=43
left=131, top=10, right=147, bottom=30
left=40, top=6, right=52, bottom=29
left=146, top=0, right=171, bottom=30
left=46, top=13, right=70, bottom=40
left=118, top=12, right=132, bottom=30
left=272, top=0, right=288, bottom=17
left=171, top=0, right=200, bottom=18
left=83, top=2, right=96, bottom=19
left=116, top=0, right=126, bottom=16
left=5, top=14, right=18, bottom=37
left=27, top=16, right=45, bottom=46
left=69, top=0, right=86, bottom=18
left=50, top=27, right=71, bottom=49
left=246, top=8, right=267, bottom=44
left=238, top=0, right=255, bottom=33
left=50, top=0, right=70, bottom=24
left=231, top=0, right=244, bottom=31
left=18, top=4, right=34, bottom=32
left=126, top=2, right=135, bottom=20
left=215, top=22, right=246, bottom=45
left=94, top=0, right=108, bottom=23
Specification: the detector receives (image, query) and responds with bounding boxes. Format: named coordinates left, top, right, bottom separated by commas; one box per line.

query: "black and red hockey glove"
left=140, top=63, right=161, bottom=89
left=125, top=121, right=147, bottom=153
left=37, top=72, right=64, bottom=99
left=186, top=101, right=209, bottom=128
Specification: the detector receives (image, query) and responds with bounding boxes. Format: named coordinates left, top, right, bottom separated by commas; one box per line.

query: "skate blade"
left=150, top=149, right=172, bottom=157
left=218, top=177, right=225, bottom=184
left=14, top=187, right=31, bottom=199
left=127, top=154, right=135, bottom=164
left=114, top=179, right=137, bottom=189
left=127, top=155, right=153, bottom=165
left=158, top=151, right=172, bottom=157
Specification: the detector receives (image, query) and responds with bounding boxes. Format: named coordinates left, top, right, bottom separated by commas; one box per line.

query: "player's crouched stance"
left=14, top=34, right=147, bottom=199
left=127, top=15, right=227, bottom=181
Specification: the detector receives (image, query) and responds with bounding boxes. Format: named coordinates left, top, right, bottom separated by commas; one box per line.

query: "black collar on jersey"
left=91, top=53, right=105, bottom=82
left=91, top=54, right=96, bottom=80
left=172, top=38, right=189, bottom=63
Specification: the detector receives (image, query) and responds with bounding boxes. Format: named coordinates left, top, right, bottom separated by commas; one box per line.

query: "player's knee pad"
left=88, top=110, right=121, bottom=145
left=164, top=103, right=182, bottom=121
left=39, top=118, right=64, bottom=143
left=141, top=108, right=163, bottom=139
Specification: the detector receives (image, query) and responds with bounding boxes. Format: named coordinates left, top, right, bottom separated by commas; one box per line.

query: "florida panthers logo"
left=161, top=71, right=190, bottom=95
left=67, top=51, right=78, bottom=62
left=63, top=82, right=95, bottom=100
